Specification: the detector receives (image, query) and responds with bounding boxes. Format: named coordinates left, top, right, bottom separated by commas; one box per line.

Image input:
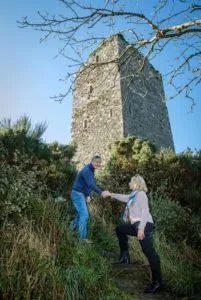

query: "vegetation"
left=0, top=197, right=124, bottom=300
left=1, top=117, right=201, bottom=298
left=0, top=116, right=126, bottom=299
left=99, top=136, right=201, bottom=215
left=97, top=136, right=201, bottom=296
left=0, top=116, right=76, bottom=223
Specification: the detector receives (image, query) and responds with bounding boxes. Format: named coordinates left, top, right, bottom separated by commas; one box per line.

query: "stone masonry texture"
left=71, top=34, right=174, bottom=166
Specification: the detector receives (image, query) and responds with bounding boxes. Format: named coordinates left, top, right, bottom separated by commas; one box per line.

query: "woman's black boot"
left=117, top=251, right=130, bottom=264
left=144, top=281, right=164, bottom=294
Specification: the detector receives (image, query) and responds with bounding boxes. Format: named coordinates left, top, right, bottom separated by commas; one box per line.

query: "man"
left=70, top=155, right=107, bottom=242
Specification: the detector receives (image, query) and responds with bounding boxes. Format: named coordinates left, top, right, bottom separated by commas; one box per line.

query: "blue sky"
left=1, top=0, right=201, bottom=153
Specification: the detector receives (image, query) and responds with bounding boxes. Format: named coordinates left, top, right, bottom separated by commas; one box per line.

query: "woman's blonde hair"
left=131, top=174, right=148, bottom=192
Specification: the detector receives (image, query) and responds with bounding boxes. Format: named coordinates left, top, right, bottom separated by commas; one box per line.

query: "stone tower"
left=71, top=34, right=174, bottom=165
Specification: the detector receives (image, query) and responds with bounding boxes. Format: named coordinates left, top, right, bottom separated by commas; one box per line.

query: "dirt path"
left=103, top=251, right=181, bottom=300
left=111, top=263, right=179, bottom=300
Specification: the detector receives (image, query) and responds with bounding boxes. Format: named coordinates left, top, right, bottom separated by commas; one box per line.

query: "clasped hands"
left=101, top=191, right=111, bottom=198
left=87, top=191, right=111, bottom=203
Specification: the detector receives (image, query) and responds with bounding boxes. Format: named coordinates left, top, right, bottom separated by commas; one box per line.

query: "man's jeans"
left=70, top=190, right=89, bottom=239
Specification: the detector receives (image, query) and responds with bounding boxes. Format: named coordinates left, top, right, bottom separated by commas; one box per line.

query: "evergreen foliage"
left=0, top=116, right=76, bottom=223
left=100, top=136, right=201, bottom=214
left=1, top=119, right=201, bottom=299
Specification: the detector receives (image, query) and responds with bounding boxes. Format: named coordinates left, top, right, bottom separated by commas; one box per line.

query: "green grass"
left=129, top=232, right=201, bottom=297
left=1, top=194, right=201, bottom=299
left=0, top=195, right=125, bottom=300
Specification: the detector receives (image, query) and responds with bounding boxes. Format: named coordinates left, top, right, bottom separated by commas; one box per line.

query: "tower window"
left=96, top=55, right=99, bottom=62
left=109, top=109, right=112, bottom=117
left=89, top=85, right=93, bottom=93
left=84, top=120, right=87, bottom=129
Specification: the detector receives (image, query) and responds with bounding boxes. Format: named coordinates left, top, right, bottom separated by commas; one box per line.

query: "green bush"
left=149, top=193, right=201, bottom=249
left=99, top=136, right=201, bottom=215
left=0, top=116, right=76, bottom=223
left=0, top=156, right=40, bottom=222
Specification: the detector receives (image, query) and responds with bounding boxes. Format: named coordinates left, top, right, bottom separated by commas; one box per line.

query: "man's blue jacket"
left=72, top=163, right=103, bottom=197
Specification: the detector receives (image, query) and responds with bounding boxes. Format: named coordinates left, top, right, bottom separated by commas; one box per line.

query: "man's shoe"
left=82, top=238, right=93, bottom=244
left=144, top=281, right=164, bottom=294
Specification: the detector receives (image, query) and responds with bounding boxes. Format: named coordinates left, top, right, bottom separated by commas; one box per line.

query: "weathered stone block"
left=71, top=34, right=174, bottom=166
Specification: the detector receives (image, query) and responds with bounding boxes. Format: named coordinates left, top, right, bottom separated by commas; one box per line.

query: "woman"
left=106, top=174, right=163, bottom=294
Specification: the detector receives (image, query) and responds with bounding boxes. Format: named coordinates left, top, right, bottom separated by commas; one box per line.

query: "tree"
left=19, top=0, right=201, bottom=106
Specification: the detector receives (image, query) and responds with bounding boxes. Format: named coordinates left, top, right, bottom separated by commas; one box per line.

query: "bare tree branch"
left=18, top=0, right=201, bottom=105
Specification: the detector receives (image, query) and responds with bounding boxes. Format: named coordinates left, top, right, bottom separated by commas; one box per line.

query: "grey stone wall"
left=71, top=34, right=174, bottom=166
left=71, top=36, right=124, bottom=165
left=117, top=36, right=174, bottom=149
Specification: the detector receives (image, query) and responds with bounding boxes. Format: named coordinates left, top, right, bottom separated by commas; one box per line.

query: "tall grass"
left=1, top=192, right=201, bottom=299
left=129, top=232, right=201, bottom=297
left=0, top=195, right=125, bottom=300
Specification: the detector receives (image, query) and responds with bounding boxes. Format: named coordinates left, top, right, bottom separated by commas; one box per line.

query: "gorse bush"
left=0, top=161, right=39, bottom=222
left=0, top=116, right=76, bottom=223
left=99, top=136, right=201, bottom=214
left=149, top=193, right=201, bottom=250
left=45, top=142, right=76, bottom=197
left=98, top=142, right=201, bottom=252
left=0, top=115, right=48, bottom=160
left=0, top=142, right=41, bottom=222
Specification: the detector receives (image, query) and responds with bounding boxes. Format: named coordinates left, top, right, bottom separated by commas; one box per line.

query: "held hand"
left=101, top=191, right=111, bottom=198
left=137, top=228, right=145, bottom=240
